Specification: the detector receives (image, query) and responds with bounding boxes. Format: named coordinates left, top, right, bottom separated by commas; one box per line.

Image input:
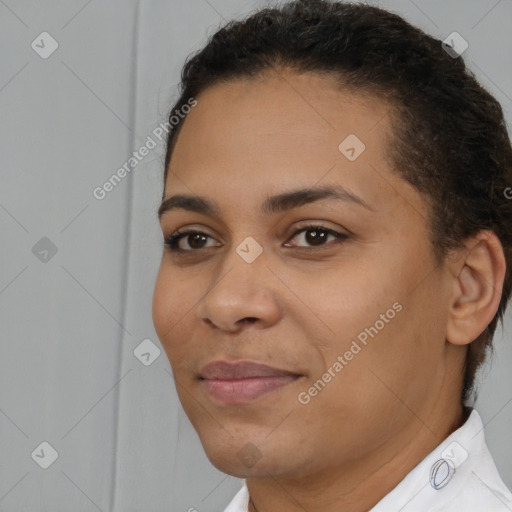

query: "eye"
left=163, top=230, right=219, bottom=252
left=284, top=224, right=348, bottom=249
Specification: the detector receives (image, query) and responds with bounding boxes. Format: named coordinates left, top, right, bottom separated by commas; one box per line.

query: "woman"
left=152, top=1, right=512, bottom=510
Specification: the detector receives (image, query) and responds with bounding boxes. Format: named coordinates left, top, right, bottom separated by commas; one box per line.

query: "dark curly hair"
left=162, top=0, right=512, bottom=402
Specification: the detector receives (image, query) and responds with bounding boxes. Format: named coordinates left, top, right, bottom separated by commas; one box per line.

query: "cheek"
left=295, top=307, right=433, bottom=454
left=301, top=245, right=443, bottom=398
left=152, top=266, right=190, bottom=358
left=328, top=285, right=446, bottom=426
left=290, top=260, right=399, bottom=343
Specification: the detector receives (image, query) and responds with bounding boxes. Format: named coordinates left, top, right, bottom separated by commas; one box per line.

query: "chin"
left=205, top=449, right=292, bottom=479
left=198, top=430, right=302, bottom=479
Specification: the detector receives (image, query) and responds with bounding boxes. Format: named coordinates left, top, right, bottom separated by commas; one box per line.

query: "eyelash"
left=163, top=224, right=348, bottom=254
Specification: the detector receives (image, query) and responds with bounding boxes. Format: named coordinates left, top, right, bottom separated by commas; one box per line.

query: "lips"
left=200, top=361, right=299, bottom=379
left=199, top=361, right=302, bottom=405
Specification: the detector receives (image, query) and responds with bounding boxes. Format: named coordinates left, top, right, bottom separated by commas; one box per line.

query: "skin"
left=152, top=69, right=506, bottom=512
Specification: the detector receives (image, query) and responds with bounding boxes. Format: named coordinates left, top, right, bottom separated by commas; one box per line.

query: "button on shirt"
left=223, top=409, right=512, bottom=511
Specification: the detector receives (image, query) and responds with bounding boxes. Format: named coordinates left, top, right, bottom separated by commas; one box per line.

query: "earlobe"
left=446, top=231, right=506, bottom=346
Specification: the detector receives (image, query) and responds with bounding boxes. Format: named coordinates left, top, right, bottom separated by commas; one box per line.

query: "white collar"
left=223, top=409, right=512, bottom=511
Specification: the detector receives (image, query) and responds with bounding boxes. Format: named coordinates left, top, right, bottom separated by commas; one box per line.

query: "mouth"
left=199, top=360, right=303, bottom=405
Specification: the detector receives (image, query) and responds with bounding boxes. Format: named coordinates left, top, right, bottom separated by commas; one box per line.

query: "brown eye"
left=164, top=231, right=218, bottom=252
left=286, top=224, right=348, bottom=249
left=187, top=233, right=209, bottom=249
left=304, top=228, right=330, bottom=246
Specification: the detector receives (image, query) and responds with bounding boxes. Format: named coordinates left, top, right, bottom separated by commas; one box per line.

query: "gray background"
left=1, top=0, right=511, bottom=510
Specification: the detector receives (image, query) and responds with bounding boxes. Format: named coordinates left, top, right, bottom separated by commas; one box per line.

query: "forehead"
left=172, top=69, right=390, bottom=148
left=173, top=70, right=390, bottom=146
left=164, top=70, right=426, bottom=223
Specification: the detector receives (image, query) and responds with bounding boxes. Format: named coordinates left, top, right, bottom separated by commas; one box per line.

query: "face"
left=152, top=70, right=457, bottom=481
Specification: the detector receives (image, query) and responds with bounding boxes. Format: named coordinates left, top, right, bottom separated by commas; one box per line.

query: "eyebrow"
left=157, top=184, right=375, bottom=220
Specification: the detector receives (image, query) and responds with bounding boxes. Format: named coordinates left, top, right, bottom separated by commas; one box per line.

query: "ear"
left=445, top=230, right=506, bottom=346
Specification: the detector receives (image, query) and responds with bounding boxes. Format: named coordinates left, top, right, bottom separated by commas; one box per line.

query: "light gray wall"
left=1, top=1, right=510, bottom=510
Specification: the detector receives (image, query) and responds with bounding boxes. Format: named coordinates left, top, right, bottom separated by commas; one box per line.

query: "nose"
left=195, top=244, right=282, bottom=333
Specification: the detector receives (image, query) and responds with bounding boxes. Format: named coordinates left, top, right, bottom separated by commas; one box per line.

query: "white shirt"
left=224, top=409, right=512, bottom=511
